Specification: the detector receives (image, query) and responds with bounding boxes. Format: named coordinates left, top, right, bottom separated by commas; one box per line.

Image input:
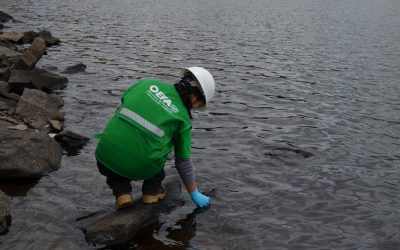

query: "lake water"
left=1, top=0, right=399, bottom=249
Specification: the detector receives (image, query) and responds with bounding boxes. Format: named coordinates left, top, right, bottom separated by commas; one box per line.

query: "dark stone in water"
left=0, top=190, right=11, bottom=235
left=61, top=63, right=86, bottom=74
left=22, top=31, right=38, bottom=44
left=38, top=30, right=60, bottom=47
left=83, top=174, right=185, bottom=246
left=0, top=11, right=13, bottom=23
left=54, top=130, right=90, bottom=155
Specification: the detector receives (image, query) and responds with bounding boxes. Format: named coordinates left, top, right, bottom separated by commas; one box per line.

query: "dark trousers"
left=97, top=161, right=165, bottom=197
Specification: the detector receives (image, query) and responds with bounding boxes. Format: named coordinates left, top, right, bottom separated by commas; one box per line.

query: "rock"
left=0, top=100, right=7, bottom=111
left=0, top=190, right=11, bottom=235
left=83, top=174, right=185, bottom=246
left=61, top=63, right=86, bottom=74
left=8, top=68, right=68, bottom=94
left=8, top=124, right=27, bottom=131
left=0, top=54, right=13, bottom=68
left=0, top=45, right=22, bottom=58
left=12, top=37, right=46, bottom=70
left=0, top=67, right=11, bottom=82
left=38, top=30, right=60, bottom=47
left=15, top=88, right=64, bottom=127
left=54, top=130, right=89, bottom=155
left=48, top=119, right=63, bottom=131
left=0, top=11, right=13, bottom=23
left=22, top=31, right=38, bottom=44
left=0, top=41, right=18, bottom=51
left=0, top=120, right=62, bottom=178
left=0, top=32, right=24, bottom=43
left=0, top=113, right=19, bottom=124
left=0, top=81, right=19, bottom=101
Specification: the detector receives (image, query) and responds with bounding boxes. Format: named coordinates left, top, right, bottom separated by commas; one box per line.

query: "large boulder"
left=84, top=174, right=185, bottom=246
left=12, top=37, right=46, bottom=70
left=0, top=119, right=62, bottom=178
left=0, top=190, right=11, bottom=235
left=8, top=68, right=68, bottom=94
left=15, top=88, right=64, bottom=127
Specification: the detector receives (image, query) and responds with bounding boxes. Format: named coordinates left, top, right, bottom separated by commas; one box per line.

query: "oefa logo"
left=148, top=85, right=179, bottom=113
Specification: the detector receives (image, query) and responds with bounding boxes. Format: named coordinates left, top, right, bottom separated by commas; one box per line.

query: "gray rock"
left=38, top=30, right=60, bottom=47
left=0, top=81, right=19, bottom=101
left=0, top=190, right=11, bottom=235
left=8, top=68, right=68, bottom=94
left=61, top=63, right=86, bottom=74
left=0, top=67, right=11, bottom=82
left=54, top=130, right=89, bottom=155
left=12, top=37, right=46, bottom=70
left=0, top=119, right=62, bottom=178
left=0, top=32, right=24, bottom=43
left=15, top=88, right=64, bottom=127
left=84, top=174, right=185, bottom=246
left=0, top=45, right=21, bottom=58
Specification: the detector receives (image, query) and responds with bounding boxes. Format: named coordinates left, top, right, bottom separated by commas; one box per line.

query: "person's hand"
left=190, top=188, right=211, bottom=207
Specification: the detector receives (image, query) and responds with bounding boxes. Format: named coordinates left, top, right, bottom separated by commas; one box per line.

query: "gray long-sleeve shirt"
left=175, top=157, right=195, bottom=188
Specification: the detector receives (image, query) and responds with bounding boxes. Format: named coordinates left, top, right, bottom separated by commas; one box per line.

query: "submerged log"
left=83, top=174, right=186, bottom=246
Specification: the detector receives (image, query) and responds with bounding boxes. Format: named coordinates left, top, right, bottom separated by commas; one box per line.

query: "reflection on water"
left=1, top=0, right=400, bottom=249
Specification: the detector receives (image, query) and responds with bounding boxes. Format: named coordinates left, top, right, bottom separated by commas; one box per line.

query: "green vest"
left=95, top=79, right=192, bottom=180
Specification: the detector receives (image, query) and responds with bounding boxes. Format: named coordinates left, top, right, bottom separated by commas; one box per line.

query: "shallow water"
left=1, top=0, right=400, bottom=249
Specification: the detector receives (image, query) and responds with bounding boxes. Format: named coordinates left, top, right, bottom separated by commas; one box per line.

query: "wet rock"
left=0, top=32, right=24, bottom=44
left=84, top=174, right=185, bottom=246
left=0, top=81, right=19, bottom=101
left=38, top=30, right=60, bottom=47
left=8, top=68, right=68, bottom=94
left=48, top=119, right=63, bottom=132
left=0, top=45, right=21, bottom=58
left=12, top=37, right=46, bottom=70
left=0, top=190, right=11, bottom=235
left=0, top=40, right=18, bottom=51
left=61, top=63, right=86, bottom=74
left=0, top=119, right=62, bottom=178
left=0, top=100, right=7, bottom=111
left=22, top=31, right=38, bottom=44
left=0, top=68, right=11, bottom=82
left=54, top=130, right=89, bottom=155
left=0, top=11, right=13, bottom=23
left=0, top=55, right=13, bottom=68
left=15, top=88, right=64, bottom=127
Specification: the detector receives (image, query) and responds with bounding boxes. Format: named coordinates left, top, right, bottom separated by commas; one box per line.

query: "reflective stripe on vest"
left=120, top=107, right=165, bottom=138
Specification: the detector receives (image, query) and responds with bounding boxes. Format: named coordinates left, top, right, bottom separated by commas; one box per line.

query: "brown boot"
left=116, top=194, right=133, bottom=209
left=142, top=185, right=166, bottom=204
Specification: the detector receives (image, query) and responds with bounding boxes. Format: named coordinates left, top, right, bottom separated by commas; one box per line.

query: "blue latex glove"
left=190, top=188, right=211, bottom=207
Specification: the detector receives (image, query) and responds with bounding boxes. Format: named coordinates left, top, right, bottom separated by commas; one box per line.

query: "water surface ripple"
left=1, top=0, right=399, bottom=249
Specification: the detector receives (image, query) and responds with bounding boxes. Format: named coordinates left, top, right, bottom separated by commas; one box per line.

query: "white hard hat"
left=181, top=67, right=215, bottom=111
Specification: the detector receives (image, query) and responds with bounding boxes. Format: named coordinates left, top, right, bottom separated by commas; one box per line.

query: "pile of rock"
left=0, top=11, right=88, bottom=235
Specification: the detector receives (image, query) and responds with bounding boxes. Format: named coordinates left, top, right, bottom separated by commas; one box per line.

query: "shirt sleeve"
left=174, top=126, right=192, bottom=158
left=175, top=157, right=195, bottom=187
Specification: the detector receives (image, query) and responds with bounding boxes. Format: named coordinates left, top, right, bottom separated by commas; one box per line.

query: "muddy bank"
left=0, top=11, right=89, bottom=234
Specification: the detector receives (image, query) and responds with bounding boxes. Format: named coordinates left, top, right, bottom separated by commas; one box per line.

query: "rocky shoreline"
left=0, top=10, right=89, bottom=235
